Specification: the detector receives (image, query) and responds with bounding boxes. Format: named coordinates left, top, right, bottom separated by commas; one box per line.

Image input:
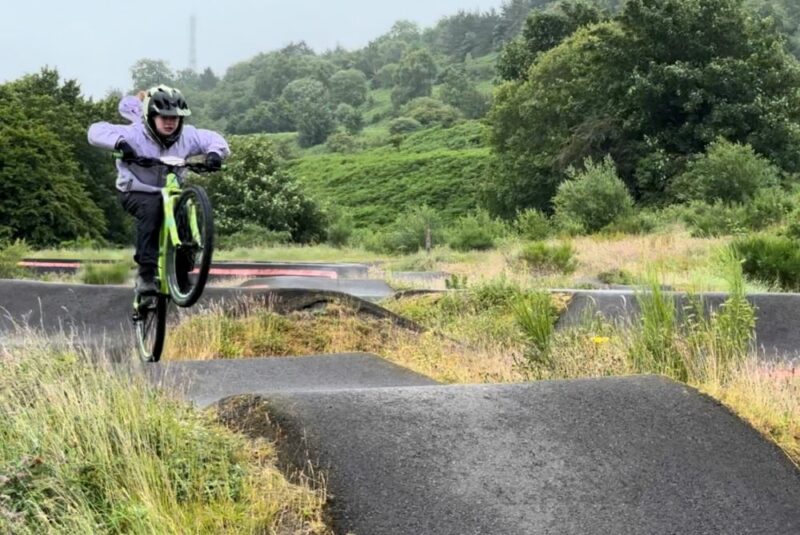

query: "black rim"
left=135, top=296, right=165, bottom=362
left=168, top=187, right=213, bottom=307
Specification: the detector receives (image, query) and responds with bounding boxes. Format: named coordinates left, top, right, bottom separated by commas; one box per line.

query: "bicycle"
left=115, top=154, right=216, bottom=363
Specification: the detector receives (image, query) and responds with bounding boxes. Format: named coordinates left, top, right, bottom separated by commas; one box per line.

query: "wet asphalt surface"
left=2, top=280, right=800, bottom=534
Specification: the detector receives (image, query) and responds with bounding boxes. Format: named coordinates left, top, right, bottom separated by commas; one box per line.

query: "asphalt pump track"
left=1, top=279, right=799, bottom=534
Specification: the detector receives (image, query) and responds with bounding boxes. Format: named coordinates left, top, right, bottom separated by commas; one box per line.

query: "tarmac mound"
left=214, top=376, right=800, bottom=535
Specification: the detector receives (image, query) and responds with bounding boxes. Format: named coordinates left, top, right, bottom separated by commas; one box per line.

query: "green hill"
left=289, top=121, right=491, bottom=227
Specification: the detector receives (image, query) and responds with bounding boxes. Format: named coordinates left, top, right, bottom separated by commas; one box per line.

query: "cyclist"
left=88, top=85, right=229, bottom=296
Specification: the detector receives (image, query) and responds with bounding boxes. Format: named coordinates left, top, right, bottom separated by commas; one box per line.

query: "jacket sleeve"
left=87, top=122, right=135, bottom=150
left=118, top=96, right=142, bottom=124
left=184, top=126, right=231, bottom=158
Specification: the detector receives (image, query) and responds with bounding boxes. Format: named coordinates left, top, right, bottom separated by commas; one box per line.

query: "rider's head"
left=142, top=85, right=191, bottom=147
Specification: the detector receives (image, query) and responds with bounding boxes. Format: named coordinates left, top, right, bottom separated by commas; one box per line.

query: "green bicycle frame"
left=134, top=171, right=201, bottom=306
left=159, top=171, right=202, bottom=293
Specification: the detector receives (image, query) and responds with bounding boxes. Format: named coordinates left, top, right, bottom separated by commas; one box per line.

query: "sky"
left=1, top=0, right=506, bottom=98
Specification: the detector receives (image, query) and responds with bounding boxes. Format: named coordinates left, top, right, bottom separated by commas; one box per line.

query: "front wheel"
left=134, top=295, right=167, bottom=363
left=167, top=185, right=214, bottom=308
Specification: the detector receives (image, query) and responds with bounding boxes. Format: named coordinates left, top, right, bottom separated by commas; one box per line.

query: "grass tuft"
left=0, top=334, right=329, bottom=534
left=79, top=261, right=132, bottom=285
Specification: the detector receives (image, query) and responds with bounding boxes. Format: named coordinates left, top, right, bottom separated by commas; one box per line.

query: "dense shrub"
left=365, top=205, right=446, bottom=254
left=514, top=209, right=552, bottom=240
left=744, top=188, right=794, bottom=229
left=598, top=268, right=635, bottom=285
left=388, top=117, right=423, bottom=135
left=672, top=202, right=749, bottom=237
left=669, top=186, right=792, bottom=237
left=193, top=136, right=327, bottom=244
left=671, top=139, right=781, bottom=205
left=553, top=157, right=634, bottom=234
left=400, top=97, right=460, bottom=127
left=326, top=209, right=355, bottom=248
left=59, top=235, right=109, bottom=250
left=326, top=132, right=359, bottom=153
left=518, top=241, right=577, bottom=274
left=0, top=240, right=29, bottom=279
left=469, top=277, right=527, bottom=309
left=447, top=210, right=506, bottom=251
left=601, top=210, right=662, bottom=235
left=731, top=234, right=800, bottom=291
left=80, top=261, right=132, bottom=285
left=335, top=103, right=364, bottom=135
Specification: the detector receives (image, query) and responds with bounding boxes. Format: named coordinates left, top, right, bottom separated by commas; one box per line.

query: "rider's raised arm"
left=87, top=122, right=137, bottom=151
left=182, top=125, right=230, bottom=159
left=118, top=95, right=142, bottom=124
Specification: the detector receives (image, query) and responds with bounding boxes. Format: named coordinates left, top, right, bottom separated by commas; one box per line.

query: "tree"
left=229, top=99, right=295, bottom=134
left=391, top=48, right=438, bottom=108
left=374, top=63, right=399, bottom=89
left=388, top=20, right=422, bottom=41
left=252, top=48, right=336, bottom=101
left=1, top=69, right=131, bottom=244
left=493, top=0, right=547, bottom=46
left=197, top=67, right=219, bottom=90
left=282, top=78, right=336, bottom=147
left=329, top=69, right=369, bottom=106
left=439, top=65, right=490, bottom=119
left=487, top=0, right=800, bottom=216
left=191, top=135, right=327, bottom=243
left=497, top=1, right=604, bottom=81
left=0, top=82, right=106, bottom=246
left=336, top=103, right=364, bottom=135
left=130, top=59, right=175, bottom=90
left=431, top=9, right=500, bottom=60
left=746, top=0, right=800, bottom=58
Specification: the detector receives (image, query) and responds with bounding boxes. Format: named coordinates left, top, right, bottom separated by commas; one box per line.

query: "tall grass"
left=80, top=261, right=132, bottom=285
left=630, top=250, right=755, bottom=384
left=631, top=276, right=684, bottom=380
left=0, top=335, right=329, bottom=534
left=511, top=292, right=559, bottom=374
left=0, top=240, right=29, bottom=279
left=167, top=300, right=520, bottom=384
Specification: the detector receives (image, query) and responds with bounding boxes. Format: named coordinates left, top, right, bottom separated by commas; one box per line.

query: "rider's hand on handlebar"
left=116, top=140, right=138, bottom=162
left=205, top=152, right=223, bottom=171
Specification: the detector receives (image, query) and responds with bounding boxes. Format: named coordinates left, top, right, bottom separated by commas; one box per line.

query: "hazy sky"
left=2, top=0, right=506, bottom=98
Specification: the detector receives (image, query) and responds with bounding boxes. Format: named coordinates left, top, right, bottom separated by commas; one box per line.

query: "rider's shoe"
left=135, top=275, right=158, bottom=296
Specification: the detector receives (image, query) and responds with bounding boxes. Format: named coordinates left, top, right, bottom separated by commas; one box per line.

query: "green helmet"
left=142, top=85, right=191, bottom=146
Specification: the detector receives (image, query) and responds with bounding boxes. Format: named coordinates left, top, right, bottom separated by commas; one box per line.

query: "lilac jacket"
left=87, top=120, right=230, bottom=193
left=118, top=96, right=142, bottom=124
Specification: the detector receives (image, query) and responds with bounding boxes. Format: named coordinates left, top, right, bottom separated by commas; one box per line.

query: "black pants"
left=119, top=192, right=163, bottom=277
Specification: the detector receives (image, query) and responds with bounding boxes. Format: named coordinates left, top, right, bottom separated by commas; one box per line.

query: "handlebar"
left=112, top=152, right=222, bottom=173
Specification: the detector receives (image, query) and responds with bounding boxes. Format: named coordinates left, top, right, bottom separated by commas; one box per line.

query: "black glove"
left=116, top=139, right=137, bottom=161
left=205, top=152, right=223, bottom=171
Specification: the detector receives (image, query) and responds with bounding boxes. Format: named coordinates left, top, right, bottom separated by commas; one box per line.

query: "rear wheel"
left=167, top=185, right=214, bottom=307
left=134, top=294, right=167, bottom=363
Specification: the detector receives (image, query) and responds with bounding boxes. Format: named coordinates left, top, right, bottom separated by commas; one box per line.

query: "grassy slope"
left=289, top=121, right=492, bottom=227
left=0, top=337, right=328, bottom=534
